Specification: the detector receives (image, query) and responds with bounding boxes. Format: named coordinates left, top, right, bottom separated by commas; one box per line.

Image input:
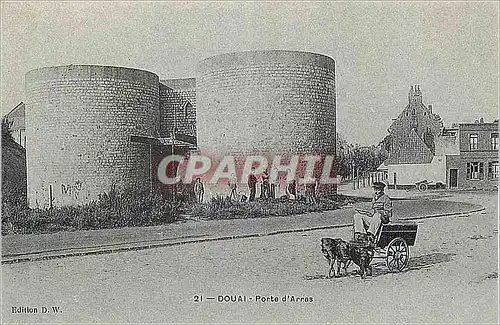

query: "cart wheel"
left=417, top=183, right=428, bottom=192
left=386, top=237, right=409, bottom=272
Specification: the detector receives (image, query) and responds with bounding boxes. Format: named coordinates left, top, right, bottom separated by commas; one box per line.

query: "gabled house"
left=381, top=85, right=447, bottom=188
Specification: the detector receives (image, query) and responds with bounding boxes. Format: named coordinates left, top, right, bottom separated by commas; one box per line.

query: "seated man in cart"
left=352, top=182, right=393, bottom=245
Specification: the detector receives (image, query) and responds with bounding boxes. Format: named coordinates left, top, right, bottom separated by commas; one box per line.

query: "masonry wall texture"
left=196, top=50, right=336, bottom=157
left=25, top=65, right=159, bottom=207
left=196, top=50, right=337, bottom=196
left=159, top=78, right=196, bottom=138
left=19, top=51, right=338, bottom=207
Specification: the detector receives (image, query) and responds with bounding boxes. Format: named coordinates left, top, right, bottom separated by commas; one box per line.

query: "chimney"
left=428, top=104, right=432, bottom=113
left=408, top=86, right=414, bottom=103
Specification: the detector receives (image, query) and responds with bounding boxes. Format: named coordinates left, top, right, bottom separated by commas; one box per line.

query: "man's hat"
left=372, top=182, right=386, bottom=190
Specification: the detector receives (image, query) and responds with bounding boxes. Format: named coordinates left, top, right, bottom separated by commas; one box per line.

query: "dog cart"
left=372, top=223, right=418, bottom=272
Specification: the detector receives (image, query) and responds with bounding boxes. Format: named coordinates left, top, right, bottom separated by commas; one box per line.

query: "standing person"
left=193, top=178, right=204, bottom=203
left=228, top=173, right=237, bottom=201
left=278, top=175, right=286, bottom=199
left=287, top=179, right=297, bottom=200
left=248, top=167, right=257, bottom=202
left=261, top=169, right=270, bottom=199
left=311, top=180, right=318, bottom=204
left=352, top=182, right=392, bottom=245
left=305, top=181, right=317, bottom=204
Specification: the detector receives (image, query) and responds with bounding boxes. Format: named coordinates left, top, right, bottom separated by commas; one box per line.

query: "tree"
left=335, top=133, right=389, bottom=180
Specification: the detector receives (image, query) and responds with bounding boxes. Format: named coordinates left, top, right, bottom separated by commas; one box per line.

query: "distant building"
left=381, top=86, right=498, bottom=189
left=446, top=119, right=498, bottom=189
left=381, top=85, right=447, bottom=188
left=385, top=85, right=444, bottom=164
left=3, top=102, right=25, bottom=148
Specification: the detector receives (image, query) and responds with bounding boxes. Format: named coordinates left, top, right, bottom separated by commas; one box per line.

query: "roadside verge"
left=2, top=204, right=484, bottom=264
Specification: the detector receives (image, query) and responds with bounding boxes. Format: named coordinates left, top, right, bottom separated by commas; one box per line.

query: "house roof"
left=3, top=102, right=24, bottom=119
left=385, top=128, right=434, bottom=165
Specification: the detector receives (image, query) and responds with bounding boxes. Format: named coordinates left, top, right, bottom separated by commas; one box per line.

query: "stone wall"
left=197, top=50, right=336, bottom=156
left=196, top=50, right=336, bottom=196
left=159, top=78, right=196, bottom=138
left=387, top=155, right=446, bottom=186
left=25, top=65, right=159, bottom=207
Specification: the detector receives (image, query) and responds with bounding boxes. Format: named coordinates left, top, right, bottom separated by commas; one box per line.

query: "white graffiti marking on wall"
left=61, top=181, right=83, bottom=199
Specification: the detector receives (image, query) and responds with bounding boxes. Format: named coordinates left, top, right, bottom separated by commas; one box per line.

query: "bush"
left=1, top=188, right=344, bottom=235
left=1, top=188, right=181, bottom=235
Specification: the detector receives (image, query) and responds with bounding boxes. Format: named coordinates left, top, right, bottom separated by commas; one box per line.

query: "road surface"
left=2, top=192, right=497, bottom=323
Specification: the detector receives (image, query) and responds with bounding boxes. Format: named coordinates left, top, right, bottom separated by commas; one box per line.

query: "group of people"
left=247, top=168, right=319, bottom=203
left=246, top=168, right=271, bottom=201
left=194, top=174, right=393, bottom=245
left=192, top=169, right=320, bottom=204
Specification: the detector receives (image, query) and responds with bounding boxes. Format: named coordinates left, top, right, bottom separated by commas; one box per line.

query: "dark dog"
left=321, top=238, right=351, bottom=278
left=348, top=243, right=374, bottom=279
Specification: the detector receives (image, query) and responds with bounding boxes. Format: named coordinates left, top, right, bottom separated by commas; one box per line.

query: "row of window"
left=469, top=133, right=498, bottom=150
left=405, top=109, right=427, bottom=117
left=466, top=161, right=499, bottom=180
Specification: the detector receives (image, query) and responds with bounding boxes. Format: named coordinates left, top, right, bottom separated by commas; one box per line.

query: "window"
left=469, top=134, right=478, bottom=150
left=488, top=161, right=499, bottom=179
left=183, top=101, right=192, bottom=119
left=467, top=162, right=484, bottom=180
left=19, top=129, right=26, bottom=148
left=492, top=133, right=498, bottom=150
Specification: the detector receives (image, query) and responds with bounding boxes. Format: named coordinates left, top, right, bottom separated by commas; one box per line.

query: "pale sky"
left=1, top=1, right=498, bottom=146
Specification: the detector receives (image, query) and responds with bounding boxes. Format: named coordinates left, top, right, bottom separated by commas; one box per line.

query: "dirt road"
left=2, top=192, right=497, bottom=323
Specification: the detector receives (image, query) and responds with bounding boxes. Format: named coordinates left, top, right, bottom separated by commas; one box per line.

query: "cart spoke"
left=386, top=237, right=412, bottom=271
left=387, top=256, right=396, bottom=269
left=389, top=259, right=396, bottom=271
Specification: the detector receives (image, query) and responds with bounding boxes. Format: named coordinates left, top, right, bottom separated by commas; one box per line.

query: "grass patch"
left=185, top=195, right=343, bottom=220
